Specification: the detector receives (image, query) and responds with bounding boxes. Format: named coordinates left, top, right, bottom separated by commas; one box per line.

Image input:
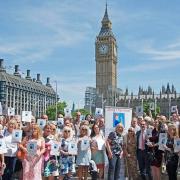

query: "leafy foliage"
left=46, top=101, right=67, bottom=120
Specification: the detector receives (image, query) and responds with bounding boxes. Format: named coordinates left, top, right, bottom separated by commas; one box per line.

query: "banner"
left=27, top=141, right=37, bottom=156
left=105, top=106, right=132, bottom=136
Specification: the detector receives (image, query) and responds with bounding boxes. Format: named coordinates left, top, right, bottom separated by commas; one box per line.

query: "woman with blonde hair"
left=76, top=125, right=91, bottom=180
left=163, top=123, right=179, bottom=180
left=106, top=123, right=124, bottom=180
left=20, top=124, right=45, bottom=180
left=43, top=124, right=59, bottom=180
left=124, top=127, right=138, bottom=180
left=2, top=119, right=18, bottom=180
left=59, top=126, right=75, bottom=180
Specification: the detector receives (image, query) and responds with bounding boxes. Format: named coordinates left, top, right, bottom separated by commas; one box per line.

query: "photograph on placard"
left=146, top=128, right=153, bottom=138
left=27, top=141, right=37, bottom=156
left=68, top=141, right=77, bottom=155
left=50, top=141, right=60, bottom=156
left=113, top=112, right=125, bottom=127
left=95, top=108, right=103, bottom=117
left=57, top=118, right=64, bottom=127
left=81, top=139, right=90, bottom=151
left=136, top=106, right=143, bottom=116
left=37, top=119, right=46, bottom=129
left=0, top=138, right=7, bottom=154
left=22, top=111, right=32, bottom=122
left=171, top=105, right=178, bottom=113
left=7, top=107, right=15, bottom=116
left=158, top=133, right=167, bottom=151
left=64, top=108, right=71, bottom=117
left=12, top=129, right=22, bottom=143
left=174, top=138, right=180, bottom=153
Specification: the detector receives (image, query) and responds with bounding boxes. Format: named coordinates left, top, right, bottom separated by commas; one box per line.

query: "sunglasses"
left=128, top=130, right=133, bottom=132
left=64, top=130, right=70, bottom=133
left=51, top=129, right=56, bottom=131
left=82, top=128, right=88, bottom=131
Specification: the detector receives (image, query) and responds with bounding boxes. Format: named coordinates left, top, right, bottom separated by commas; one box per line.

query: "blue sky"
left=0, top=0, right=180, bottom=109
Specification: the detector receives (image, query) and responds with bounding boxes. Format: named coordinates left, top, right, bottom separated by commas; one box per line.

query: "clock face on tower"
left=99, top=44, right=108, bottom=55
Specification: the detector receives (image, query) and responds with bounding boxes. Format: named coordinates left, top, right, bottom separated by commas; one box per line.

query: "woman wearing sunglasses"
left=124, top=127, right=138, bottom=180
left=76, top=125, right=91, bottom=180
left=59, top=126, right=74, bottom=180
left=43, top=124, right=59, bottom=180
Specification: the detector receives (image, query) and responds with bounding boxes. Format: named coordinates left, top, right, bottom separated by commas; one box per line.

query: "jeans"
left=108, top=154, right=121, bottom=180
left=137, top=149, right=152, bottom=180
left=2, top=157, right=16, bottom=180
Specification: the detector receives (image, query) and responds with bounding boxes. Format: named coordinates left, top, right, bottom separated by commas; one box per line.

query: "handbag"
left=16, top=148, right=26, bottom=160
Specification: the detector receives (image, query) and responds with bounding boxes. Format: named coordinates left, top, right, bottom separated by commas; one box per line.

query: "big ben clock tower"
left=95, top=4, right=118, bottom=105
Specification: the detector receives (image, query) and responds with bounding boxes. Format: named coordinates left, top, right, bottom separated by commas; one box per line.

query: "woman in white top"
left=2, top=119, right=18, bottom=180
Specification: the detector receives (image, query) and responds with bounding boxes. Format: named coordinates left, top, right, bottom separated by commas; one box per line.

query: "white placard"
left=136, top=106, right=143, bottom=116
left=81, top=139, right=90, bottom=151
left=22, top=111, right=32, bottom=122
left=64, top=108, right=71, bottom=117
left=146, top=128, right=152, bottom=138
left=174, top=138, right=180, bottom=153
left=7, top=107, right=15, bottom=116
left=12, top=129, right=22, bottom=143
left=97, top=138, right=105, bottom=150
left=0, top=138, right=7, bottom=154
left=158, top=133, right=167, bottom=151
left=149, top=102, right=155, bottom=110
left=68, top=141, right=77, bottom=155
left=57, top=118, right=64, bottom=127
left=171, top=106, right=178, bottom=113
left=2, top=104, right=7, bottom=115
left=27, top=141, right=37, bottom=156
left=37, top=119, right=46, bottom=129
left=0, top=102, right=2, bottom=115
left=50, top=141, right=60, bottom=156
left=95, top=108, right=103, bottom=117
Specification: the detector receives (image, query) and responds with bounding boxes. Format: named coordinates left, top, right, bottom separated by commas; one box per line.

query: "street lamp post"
left=55, top=80, right=58, bottom=120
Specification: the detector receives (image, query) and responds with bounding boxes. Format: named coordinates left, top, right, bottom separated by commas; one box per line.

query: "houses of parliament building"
left=84, top=5, right=180, bottom=116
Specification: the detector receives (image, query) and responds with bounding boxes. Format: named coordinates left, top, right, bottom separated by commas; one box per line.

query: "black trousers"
left=166, top=153, right=179, bottom=180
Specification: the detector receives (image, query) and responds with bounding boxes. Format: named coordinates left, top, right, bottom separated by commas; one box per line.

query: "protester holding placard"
left=90, top=123, right=105, bottom=179
left=76, top=125, right=91, bottom=180
left=21, top=124, right=45, bottom=180
left=164, top=124, right=179, bottom=180
left=147, top=119, right=163, bottom=180
left=59, top=126, right=75, bottom=180
left=106, top=123, right=124, bottom=180
left=43, top=124, right=59, bottom=179
left=124, top=127, right=138, bottom=180
left=2, top=119, right=18, bottom=180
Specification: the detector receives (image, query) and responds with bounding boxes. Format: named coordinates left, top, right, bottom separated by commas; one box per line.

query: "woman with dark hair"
left=147, top=119, right=163, bottom=180
left=164, top=124, right=179, bottom=180
left=90, top=124, right=105, bottom=179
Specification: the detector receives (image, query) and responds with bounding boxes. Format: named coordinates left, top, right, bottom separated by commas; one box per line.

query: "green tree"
left=46, top=101, right=67, bottom=120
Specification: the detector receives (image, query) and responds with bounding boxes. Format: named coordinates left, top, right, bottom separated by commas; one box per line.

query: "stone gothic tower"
left=95, top=4, right=118, bottom=104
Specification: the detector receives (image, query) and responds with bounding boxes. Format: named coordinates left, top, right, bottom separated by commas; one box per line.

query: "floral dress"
left=43, top=135, right=59, bottom=177
left=22, top=138, right=44, bottom=180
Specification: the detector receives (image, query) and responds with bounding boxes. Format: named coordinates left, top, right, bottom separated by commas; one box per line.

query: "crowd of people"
left=0, top=110, right=179, bottom=180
